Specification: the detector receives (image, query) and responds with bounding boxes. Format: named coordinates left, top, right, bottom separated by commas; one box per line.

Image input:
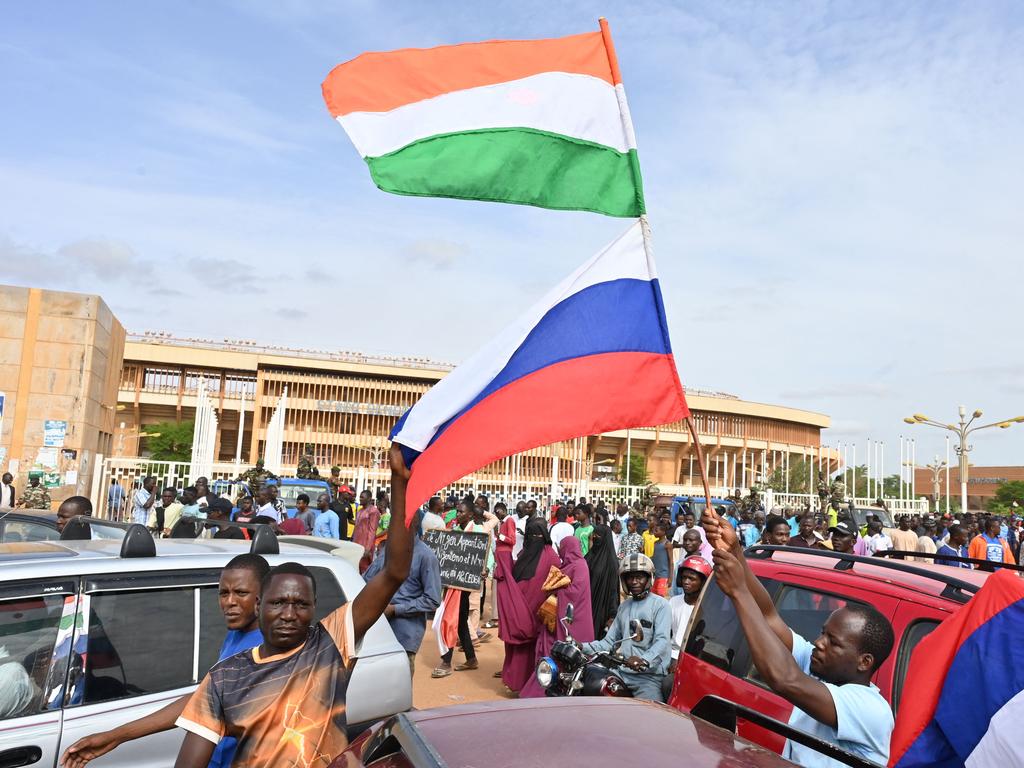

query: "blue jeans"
left=620, top=670, right=665, bottom=702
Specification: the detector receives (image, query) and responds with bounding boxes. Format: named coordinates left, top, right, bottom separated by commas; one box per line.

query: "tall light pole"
left=904, top=407, right=1024, bottom=513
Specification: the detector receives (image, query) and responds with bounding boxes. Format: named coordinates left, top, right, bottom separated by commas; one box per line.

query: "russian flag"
left=889, top=569, right=1024, bottom=767
left=392, top=219, right=689, bottom=519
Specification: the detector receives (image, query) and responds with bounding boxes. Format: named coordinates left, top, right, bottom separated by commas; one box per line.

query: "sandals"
left=431, top=666, right=453, bottom=678
left=454, top=661, right=479, bottom=671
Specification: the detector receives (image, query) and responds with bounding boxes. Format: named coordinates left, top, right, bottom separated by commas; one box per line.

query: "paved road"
left=411, top=606, right=512, bottom=710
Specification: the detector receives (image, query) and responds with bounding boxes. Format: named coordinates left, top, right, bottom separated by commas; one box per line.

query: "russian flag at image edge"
left=390, top=219, right=689, bottom=518
left=889, top=569, right=1024, bottom=768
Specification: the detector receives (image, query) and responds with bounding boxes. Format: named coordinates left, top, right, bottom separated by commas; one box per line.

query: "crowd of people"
left=27, top=464, right=1024, bottom=767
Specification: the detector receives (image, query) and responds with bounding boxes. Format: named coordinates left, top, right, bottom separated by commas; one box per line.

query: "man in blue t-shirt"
left=935, top=524, right=972, bottom=568
left=60, top=554, right=269, bottom=768
left=704, top=512, right=895, bottom=767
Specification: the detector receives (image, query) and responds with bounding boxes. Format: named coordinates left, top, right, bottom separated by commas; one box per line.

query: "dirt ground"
left=410, top=591, right=512, bottom=710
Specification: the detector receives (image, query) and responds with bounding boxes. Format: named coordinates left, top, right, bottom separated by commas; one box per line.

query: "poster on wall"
left=44, top=420, right=68, bottom=447
left=34, top=448, right=61, bottom=488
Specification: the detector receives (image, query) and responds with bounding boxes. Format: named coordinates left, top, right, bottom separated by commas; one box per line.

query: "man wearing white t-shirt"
left=548, top=508, right=575, bottom=553
left=705, top=512, right=895, bottom=768
left=511, top=501, right=530, bottom=559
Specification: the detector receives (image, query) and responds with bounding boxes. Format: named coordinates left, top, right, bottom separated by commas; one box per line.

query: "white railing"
left=93, top=458, right=656, bottom=520
left=92, top=455, right=935, bottom=522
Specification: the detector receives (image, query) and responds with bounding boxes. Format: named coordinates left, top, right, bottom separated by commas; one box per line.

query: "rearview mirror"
left=565, top=603, right=574, bottom=624
left=629, top=619, right=644, bottom=642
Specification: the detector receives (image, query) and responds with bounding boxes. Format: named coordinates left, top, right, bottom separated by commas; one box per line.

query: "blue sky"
left=2, top=1, right=1023, bottom=470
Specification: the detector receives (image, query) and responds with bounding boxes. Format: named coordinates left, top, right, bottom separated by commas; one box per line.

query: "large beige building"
left=116, top=334, right=835, bottom=497
left=0, top=286, right=124, bottom=505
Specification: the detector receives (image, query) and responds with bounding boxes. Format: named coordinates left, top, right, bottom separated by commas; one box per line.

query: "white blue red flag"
left=392, top=219, right=689, bottom=520
left=889, top=569, right=1024, bottom=767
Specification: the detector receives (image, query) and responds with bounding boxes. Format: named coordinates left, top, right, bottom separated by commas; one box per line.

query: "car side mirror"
left=629, top=619, right=644, bottom=642
left=565, top=603, right=574, bottom=624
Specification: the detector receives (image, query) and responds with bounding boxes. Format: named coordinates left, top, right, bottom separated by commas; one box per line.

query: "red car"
left=329, top=697, right=870, bottom=768
left=668, top=545, right=995, bottom=754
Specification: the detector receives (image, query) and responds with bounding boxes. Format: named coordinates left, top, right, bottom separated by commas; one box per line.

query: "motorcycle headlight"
left=536, top=657, right=558, bottom=689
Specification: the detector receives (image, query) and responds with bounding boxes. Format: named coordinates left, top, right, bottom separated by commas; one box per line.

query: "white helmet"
left=619, top=553, right=655, bottom=599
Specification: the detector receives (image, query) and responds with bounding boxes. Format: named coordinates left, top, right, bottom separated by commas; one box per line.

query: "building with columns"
left=115, top=333, right=836, bottom=499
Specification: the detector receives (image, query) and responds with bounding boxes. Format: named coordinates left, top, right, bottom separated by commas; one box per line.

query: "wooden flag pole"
left=686, top=415, right=720, bottom=546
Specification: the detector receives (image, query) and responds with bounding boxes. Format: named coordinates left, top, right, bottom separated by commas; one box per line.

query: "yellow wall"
left=0, top=285, right=124, bottom=506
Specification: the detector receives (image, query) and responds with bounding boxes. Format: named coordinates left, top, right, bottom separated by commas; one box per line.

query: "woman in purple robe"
left=495, top=517, right=561, bottom=693
left=520, top=534, right=596, bottom=697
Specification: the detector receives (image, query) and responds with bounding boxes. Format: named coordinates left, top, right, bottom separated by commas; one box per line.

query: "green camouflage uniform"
left=829, top=478, right=846, bottom=506
left=296, top=454, right=321, bottom=480
left=237, top=466, right=278, bottom=495
left=816, top=475, right=830, bottom=505
left=18, top=484, right=52, bottom=510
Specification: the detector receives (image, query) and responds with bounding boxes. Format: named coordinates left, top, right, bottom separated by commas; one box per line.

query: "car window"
left=685, top=578, right=777, bottom=674
left=2, top=520, right=59, bottom=543
left=775, top=586, right=858, bottom=644
left=81, top=588, right=196, bottom=704
left=891, top=620, right=939, bottom=713
left=198, top=585, right=226, bottom=676
left=278, top=484, right=329, bottom=508
left=0, top=592, right=75, bottom=720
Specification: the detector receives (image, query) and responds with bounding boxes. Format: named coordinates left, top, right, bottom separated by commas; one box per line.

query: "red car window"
left=685, top=577, right=778, bottom=674
left=891, top=619, right=939, bottom=713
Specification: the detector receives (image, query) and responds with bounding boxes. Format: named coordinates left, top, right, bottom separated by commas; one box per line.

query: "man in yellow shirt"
left=642, top=513, right=658, bottom=558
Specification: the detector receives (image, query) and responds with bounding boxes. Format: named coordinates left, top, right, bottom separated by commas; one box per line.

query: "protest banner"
left=422, top=529, right=490, bottom=591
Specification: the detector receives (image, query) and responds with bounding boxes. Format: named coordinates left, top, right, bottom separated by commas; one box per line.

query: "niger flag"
left=322, top=21, right=644, bottom=217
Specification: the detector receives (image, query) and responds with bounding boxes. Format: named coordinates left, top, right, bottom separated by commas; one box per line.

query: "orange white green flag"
left=321, top=21, right=644, bottom=218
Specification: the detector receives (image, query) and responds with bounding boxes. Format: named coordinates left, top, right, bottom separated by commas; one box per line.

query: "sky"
left=2, top=1, right=1023, bottom=471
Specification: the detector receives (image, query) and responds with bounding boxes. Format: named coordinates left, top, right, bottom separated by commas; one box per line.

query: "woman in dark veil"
left=586, top=523, right=620, bottom=639
left=495, top=517, right=561, bottom=692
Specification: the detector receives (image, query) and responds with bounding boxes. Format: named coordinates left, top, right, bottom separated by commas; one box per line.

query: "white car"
left=0, top=533, right=411, bottom=768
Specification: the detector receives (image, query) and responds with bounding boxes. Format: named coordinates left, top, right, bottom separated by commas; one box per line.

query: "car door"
left=0, top=578, right=79, bottom=768
left=57, top=570, right=221, bottom=768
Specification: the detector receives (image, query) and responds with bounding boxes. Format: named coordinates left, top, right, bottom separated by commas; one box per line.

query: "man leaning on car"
left=702, top=509, right=895, bottom=768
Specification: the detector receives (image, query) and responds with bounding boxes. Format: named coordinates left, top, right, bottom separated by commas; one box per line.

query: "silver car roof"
left=0, top=538, right=364, bottom=582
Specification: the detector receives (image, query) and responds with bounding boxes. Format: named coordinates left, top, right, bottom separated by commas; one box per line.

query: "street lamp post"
left=903, top=457, right=947, bottom=514
left=904, top=407, right=1024, bottom=514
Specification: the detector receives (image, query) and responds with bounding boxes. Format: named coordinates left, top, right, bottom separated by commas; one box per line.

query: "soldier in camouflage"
left=829, top=474, right=847, bottom=507
left=816, top=471, right=830, bottom=510
left=17, top=473, right=52, bottom=510
left=236, top=458, right=278, bottom=496
left=327, top=466, right=343, bottom=496
left=296, top=443, right=321, bottom=480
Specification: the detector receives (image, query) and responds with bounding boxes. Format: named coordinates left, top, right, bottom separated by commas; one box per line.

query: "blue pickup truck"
left=276, top=477, right=334, bottom=517
left=669, top=495, right=737, bottom=524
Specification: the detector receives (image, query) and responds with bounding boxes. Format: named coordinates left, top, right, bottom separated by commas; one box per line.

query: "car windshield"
left=277, top=483, right=327, bottom=509
left=852, top=507, right=894, bottom=529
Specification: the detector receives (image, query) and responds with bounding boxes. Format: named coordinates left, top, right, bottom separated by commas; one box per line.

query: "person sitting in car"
left=703, top=511, right=895, bottom=768
left=580, top=553, right=672, bottom=702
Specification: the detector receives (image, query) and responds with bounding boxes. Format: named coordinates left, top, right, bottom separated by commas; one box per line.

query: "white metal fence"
left=92, top=457, right=657, bottom=520
left=91, top=456, right=932, bottom=521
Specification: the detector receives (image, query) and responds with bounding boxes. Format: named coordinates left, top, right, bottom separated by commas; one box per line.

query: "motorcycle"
left=534, top=603, right=648, bottom=697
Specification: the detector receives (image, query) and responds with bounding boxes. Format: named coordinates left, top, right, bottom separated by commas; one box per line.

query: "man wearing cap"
left=829, top=521, right=856, bottom=554
left=17, top=472, right=52, bottom=510
left=666, top=555, right=711, bottom=693
left=330, top=484, right=356, bottom=540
